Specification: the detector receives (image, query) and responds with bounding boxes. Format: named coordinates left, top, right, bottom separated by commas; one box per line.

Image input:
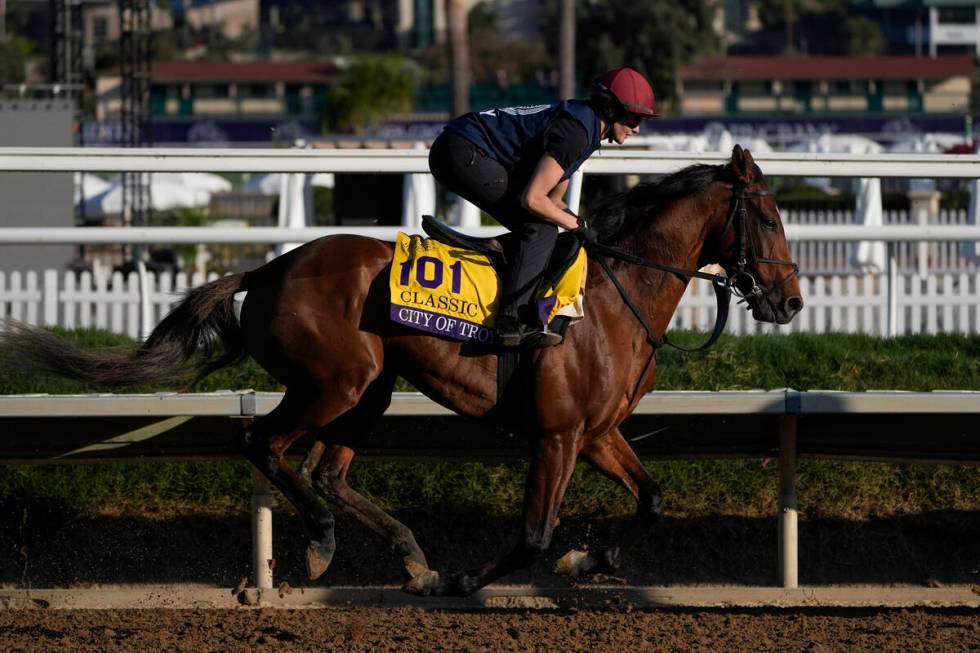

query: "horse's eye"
left=759, top=216, right=778, bottom=231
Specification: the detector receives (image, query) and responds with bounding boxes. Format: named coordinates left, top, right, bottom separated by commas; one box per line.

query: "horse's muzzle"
left=749, top=294, right=803, bottom=325
left=777, top=296, right=804, bottom=324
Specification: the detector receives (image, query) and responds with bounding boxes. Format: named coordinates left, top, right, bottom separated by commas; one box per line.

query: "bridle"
left=723, top=184, right=800, bottom=308
left=584, top=182, right=799, bottom=353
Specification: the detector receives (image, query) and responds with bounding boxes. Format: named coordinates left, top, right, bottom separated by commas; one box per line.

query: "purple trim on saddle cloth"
left=536, top=296, right=557, bottom=328
left=390, top=304, right=494, bottom=344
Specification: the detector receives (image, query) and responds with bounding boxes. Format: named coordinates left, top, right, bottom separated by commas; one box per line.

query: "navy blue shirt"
left=444, top=100, right=601, bottom=182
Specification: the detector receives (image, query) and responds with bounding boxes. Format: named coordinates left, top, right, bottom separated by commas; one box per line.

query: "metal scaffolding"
left=118, top=0, right=152, bottom=228
left=48, top=0, right=85, bottom=101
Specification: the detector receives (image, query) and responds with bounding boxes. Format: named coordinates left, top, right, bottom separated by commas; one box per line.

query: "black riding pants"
left=428, top=130, right=558, bottom=323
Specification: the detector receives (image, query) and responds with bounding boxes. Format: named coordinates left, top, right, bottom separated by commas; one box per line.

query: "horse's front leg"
left=554, top=427, right=662, bottom=577
left=443, top=431, right=580, bottom=596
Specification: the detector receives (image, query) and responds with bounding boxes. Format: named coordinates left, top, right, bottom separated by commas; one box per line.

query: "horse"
left=1, top=145, right=802, bottom=596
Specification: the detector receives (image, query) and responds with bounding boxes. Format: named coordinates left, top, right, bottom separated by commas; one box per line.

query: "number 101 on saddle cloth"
left=389, top=232, right=587, bottom=344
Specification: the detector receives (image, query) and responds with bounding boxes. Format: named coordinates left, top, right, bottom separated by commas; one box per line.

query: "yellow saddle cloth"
left=389, top=232, right=587, bottom=343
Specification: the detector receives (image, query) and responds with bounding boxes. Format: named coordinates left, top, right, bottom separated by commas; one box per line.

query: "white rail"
left=0, top=224, right=978, bottom=244
left=3, top=146, right=980, bottom=177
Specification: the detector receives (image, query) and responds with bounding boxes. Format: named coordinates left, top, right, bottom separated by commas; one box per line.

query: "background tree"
left=754, top=0, right=885, bottom=55
left=845, top=15, right=885, bottom=55
left=418, top=5, right=548, bottom=87
left=320, top=55, right=417, bottom=134
left=538, top=0, right=716, bottom=110
left=0, top=36, right=32, bottom=85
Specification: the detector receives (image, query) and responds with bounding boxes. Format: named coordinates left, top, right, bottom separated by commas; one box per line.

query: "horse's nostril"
left=785, top=296, right=804, bottom=314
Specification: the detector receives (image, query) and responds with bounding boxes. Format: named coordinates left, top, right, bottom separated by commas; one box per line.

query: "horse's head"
left=711, top=145, right=803, bottom=325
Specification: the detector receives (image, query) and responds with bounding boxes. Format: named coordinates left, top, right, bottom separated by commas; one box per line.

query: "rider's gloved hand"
left=572, top=216, right=598, bottom=245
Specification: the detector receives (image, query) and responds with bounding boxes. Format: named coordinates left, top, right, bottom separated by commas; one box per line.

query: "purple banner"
left=391, top=304, right=494, bottom=343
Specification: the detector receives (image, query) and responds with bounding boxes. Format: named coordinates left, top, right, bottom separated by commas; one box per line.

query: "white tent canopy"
left=73, top=172, right=113, bottom=205
left=151, top=171, right=233, bottom=194
left=886, top=133, right=963, bottom=154
left=82, top=176, right=212, bottom=217
left=244, top=172, right=334, bottom=195
left=611, top=125, right=773, bottom=154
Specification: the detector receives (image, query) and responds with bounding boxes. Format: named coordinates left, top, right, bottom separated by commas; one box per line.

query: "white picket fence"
left=675, top=272, right=980, bottom=336
left=0, top=270, right=218, bottom=340
left=784, top=208, right=979, bottom=274
left=3, top=268, right=979, bottom=338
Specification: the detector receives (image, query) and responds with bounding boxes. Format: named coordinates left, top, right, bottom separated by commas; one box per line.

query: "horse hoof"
left=554, top=549, right=594, bottom=577
left=305, top=539, right=335, bottom=581
left=403, top=570, right=442, bottom=596
left=446, top=572, right=479, bottom=597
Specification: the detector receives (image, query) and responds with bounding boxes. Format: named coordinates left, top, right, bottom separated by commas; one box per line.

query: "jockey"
left=428, top=66, right=659, bottom=348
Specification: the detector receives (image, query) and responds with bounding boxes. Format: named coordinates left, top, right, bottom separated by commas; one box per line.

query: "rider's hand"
left=572, top=217, right=598, bottom=245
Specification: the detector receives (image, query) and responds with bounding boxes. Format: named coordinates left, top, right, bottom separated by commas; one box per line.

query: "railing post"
left=567, top=169, right=584, bottom=215
left=137, top=259, right=152, bottom=341
left=43, top=269, right=59, bottom=327
left=886, top=241, right=898, bottom=337
left=778, top=414, right=799, bottom=589
left=251, top=466, right=274, bottom=590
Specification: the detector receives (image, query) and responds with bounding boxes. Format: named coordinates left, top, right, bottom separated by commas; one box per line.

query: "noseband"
left=723, top=185, right=799, bottom=307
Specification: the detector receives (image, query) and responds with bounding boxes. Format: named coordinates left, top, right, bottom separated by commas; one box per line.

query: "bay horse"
left=2, top=145, right=801, bottom=595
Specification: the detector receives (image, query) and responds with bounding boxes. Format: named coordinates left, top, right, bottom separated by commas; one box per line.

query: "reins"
left=582, top=183, right=798, bottom=354
left=587, top=245, right=731, bottom=353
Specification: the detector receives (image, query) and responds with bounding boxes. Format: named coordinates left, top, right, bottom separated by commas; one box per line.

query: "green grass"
left=1, top=329, right=978, bottom=394
left=2, top=458, right=977, bottom=520
left=655, top=332, right=980, bottom=391
left=0, top=329, right=977, bottom=519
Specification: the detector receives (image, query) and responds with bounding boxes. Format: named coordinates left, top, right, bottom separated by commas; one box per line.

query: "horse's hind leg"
left=312, top=444, right=441, bottom=595
left=554, top=427, right=662, bottom=577
left=304, top=374, right=441, bottom=594
left=242, top=385, right=374, bottom=581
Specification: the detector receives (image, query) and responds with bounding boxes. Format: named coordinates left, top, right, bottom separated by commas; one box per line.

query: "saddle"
left=417, top=215, right=585, bottom=406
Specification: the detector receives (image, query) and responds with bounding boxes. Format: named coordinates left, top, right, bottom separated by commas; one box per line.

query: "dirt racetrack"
left=1, top=606, right=978, bottom=652
left=2, top=495, right=978, bottom=651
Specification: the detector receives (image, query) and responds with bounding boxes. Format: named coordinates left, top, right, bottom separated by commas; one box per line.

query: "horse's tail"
left=0, top=272, right=248, bottom=388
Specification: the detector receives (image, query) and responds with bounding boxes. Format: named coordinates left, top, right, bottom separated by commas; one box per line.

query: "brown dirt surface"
left=1, top=606, right=978, bottom=652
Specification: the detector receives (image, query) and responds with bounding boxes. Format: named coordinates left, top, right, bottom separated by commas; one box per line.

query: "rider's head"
left=588, top=67, right=659, bottom=132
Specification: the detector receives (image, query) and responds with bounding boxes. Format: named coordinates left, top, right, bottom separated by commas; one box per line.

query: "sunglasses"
left=619, top=112, right=644, bottom=128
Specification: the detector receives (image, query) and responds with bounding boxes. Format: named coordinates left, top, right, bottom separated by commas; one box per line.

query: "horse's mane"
left=588, top=162, right=755, bottom=245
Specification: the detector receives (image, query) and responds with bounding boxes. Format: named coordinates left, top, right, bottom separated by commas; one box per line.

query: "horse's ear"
left=729, top=144, right=756, bottom=184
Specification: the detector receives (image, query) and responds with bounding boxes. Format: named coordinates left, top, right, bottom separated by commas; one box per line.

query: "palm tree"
left=559, top=0, right=575, bottom=98
left=448, top=0, right=470, bottom=118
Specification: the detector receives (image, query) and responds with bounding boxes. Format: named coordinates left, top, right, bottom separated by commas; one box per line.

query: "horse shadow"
left=0, top=497, right=976, bottom=588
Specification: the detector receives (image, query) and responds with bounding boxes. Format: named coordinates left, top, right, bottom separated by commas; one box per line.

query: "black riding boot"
left=496, top=222, right=562, bottom=348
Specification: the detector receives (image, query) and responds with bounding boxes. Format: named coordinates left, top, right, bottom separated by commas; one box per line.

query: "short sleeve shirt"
left=544, top=115, right=590, bottom=172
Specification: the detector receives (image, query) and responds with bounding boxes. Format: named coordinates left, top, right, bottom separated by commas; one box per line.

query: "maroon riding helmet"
left=590, top=67, right=659, bottom=127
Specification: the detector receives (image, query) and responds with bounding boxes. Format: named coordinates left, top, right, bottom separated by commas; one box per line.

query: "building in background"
left=90, top=59, right=338, bottom=144
left=677, top=55, right=972, bottom=116
left=80, top=0, right=258, bottom=45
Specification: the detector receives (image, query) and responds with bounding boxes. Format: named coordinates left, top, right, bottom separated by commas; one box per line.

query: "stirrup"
left=496, top=322, right=563, bottom=349
left=520, top=329, right=563, bottom=348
